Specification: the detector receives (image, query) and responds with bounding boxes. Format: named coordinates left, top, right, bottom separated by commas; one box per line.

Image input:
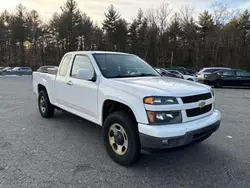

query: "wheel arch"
left=102, top=99, right=137, bottom=125
left=38, top=84, right=47, bottom=93
left=37, top=83, right=54, bottom=104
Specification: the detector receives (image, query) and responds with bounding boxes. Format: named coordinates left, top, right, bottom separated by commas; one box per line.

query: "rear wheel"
left=214, top=80, right=223, bottom=88
left=103, top=111, right=141, bottom=166
left=38, top=90, right=55, bottom=118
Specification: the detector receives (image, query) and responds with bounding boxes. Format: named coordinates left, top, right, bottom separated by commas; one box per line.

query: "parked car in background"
left=6, top=67, right=14, bottom=72
left=186, top=68, right=198, bottom=76
left=163, top=69, right=184, bottom=79
left=166, top=69, right=198, bottom=82
left=0, top=67, right=12, bottom=75
left=154, top=67, right=182, bottom=79
left=1, top=67, right=12, bottom=71
left=197, top=67, right=231, bottom=81
left=204, top=69, right=250, bottom=88
left=10, top=67, right=33, bottom=75
left=170, top=67, right=196, bottom=76
left=0, top=67, right=5, bottom=70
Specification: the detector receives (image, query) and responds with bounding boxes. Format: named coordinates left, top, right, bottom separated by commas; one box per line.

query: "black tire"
left=103, top=111, right=141, bottom=166
left=214, top=79, right=223, bottom=88
left=38, top=90, right=55, bottom=118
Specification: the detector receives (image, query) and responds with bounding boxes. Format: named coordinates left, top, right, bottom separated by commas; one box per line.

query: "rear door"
left=54, top=54, right=73, bottom=107
left=220, top=70, right=237, bottom=86
left=235, top=70, right=250, bottom=86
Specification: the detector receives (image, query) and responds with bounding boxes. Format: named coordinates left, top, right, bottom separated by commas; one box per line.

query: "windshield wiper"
left=108, top=75, right=133, bottom=78
left=107, top=73, right=158, bottom=78
left=130, top=73, right=158, bottom=77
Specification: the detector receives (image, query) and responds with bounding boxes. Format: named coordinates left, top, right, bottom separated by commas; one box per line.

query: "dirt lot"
left=0, top=78, right=250, bottom=188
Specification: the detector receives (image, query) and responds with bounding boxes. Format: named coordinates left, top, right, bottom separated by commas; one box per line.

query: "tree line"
left=0, top=0, right=250, bottom=70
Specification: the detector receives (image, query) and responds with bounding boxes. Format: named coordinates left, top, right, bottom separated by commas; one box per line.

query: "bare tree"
left=157, top=1, right=172, bottom=35
left=179, top=5, right=195, bottom=24
left=211, top=2, right=235, bottom=26
left=146, top=1, right=172, bottom=31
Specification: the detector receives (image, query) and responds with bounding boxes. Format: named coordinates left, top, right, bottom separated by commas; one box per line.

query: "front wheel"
left=103, top=112, right=141, bottom=166
left=38, top=90, right=55, bottom=118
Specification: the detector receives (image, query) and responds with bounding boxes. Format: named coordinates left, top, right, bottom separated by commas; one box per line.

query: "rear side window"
left=70, top=55, right=94, bottom=78
left=222, top=70, right=235, bottom=76
left=169, top=70, right=180, bottom=74
left=236, top=70, right=250, bottom=77
left=59, top=55, right=72, bottom=77
left=20, top=67, right=30, bottom=71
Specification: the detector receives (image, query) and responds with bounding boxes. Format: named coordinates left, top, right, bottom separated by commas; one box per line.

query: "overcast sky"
left=1, top=0, right=250, bottom=23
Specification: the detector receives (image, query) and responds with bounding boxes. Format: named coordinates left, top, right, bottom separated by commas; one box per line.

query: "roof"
left=202, top=67, right=231, bottom=69
left=65, top=51, right=131, bottom=55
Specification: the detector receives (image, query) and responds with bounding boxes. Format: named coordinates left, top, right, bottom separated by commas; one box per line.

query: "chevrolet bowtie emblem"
left=199, top=100, right=206, bottom=108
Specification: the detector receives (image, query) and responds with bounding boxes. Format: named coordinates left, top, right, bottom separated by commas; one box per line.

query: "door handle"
left=66, top=81, right=73, bottom=86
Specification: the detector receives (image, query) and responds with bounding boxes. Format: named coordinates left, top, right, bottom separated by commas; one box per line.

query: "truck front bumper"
left=138, top=110, right=221, bottom=149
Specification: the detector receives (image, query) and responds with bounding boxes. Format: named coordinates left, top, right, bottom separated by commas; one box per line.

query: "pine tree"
left=113, top=19, right=128, bottom=52
left=238, top=10, right=250, bottom=68
left=167, top=14, right=182, bottom=66
left=128, top=19, right=138, bottom=54
left=198, top=11, right=214, bottom=67
left=182, top=17, right=197, bottom=67
left=9, top=4, right=28, bottom=66
left=102, top=5, right=120, bottom=50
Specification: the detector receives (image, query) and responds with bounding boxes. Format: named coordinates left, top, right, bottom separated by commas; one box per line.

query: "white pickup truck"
left=33, top=51, right=221, bottom=166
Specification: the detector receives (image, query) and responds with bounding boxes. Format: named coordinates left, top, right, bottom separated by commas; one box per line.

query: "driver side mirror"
left=76, top=69, right=94, bottom=81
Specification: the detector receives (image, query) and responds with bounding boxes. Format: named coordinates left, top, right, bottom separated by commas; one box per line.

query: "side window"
left=59, top=55, right=72, bottom=77
left=70, top=55, right=94, bottom=78
left=236, top=70, right=250, bottom=77
left=222, top=70, right=235, bottom=76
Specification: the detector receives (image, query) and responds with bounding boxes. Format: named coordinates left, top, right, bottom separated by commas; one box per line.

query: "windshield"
left=169, top=70, right=182, bottom=75
left=2, top=67, right=11, bottom=71
left=203, top=69, right=221, bottom=73
left=93, top=53, right=160, bottom=78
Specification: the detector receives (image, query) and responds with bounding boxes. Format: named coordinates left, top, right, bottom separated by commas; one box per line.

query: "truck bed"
left=33, top=71, right=56, bottom=104
left=36, top=66, right=58, bottom=75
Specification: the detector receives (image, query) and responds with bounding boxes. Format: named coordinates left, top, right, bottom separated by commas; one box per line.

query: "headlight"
left=143, top=96, right=178, bottom=105
left=147, top=111, right=182, bottom=125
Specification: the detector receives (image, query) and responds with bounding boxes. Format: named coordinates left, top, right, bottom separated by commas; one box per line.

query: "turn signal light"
left=147, top=111, right=156, bottom=124
left=144, top=97, right=154, bottom=104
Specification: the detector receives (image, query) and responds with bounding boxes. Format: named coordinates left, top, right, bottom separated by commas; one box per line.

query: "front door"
left=67, top=55, right=98, bottom=121
left=220, top=70, right=237, bottom=86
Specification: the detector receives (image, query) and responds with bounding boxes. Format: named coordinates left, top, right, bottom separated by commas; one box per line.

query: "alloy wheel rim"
left=40, top=96, right=46, bottom=113
left=108, top=123, right=128, bottom=155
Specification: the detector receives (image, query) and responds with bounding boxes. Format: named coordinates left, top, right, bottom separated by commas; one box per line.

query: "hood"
left=106, top=76, right=211, bottom=97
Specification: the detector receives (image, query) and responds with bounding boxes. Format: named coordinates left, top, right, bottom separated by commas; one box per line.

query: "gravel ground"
left=0, top=78, right=250, bottom=188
